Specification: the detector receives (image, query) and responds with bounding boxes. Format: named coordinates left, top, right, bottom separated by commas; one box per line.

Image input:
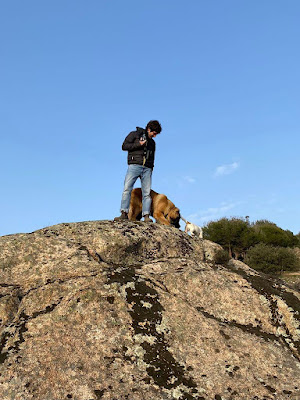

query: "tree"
left=252, top=220, right=298, bottom=247
left=203, top=218, right=299, bottom=271
left=245, top=243, right=300, bottom=274
left=296, top=232, right=300, bottom=246
left=203, top=217, right=258, bottom=259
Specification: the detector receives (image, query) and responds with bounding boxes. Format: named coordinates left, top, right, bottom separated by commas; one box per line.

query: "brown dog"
left=128, top=188, right=181, bottom=228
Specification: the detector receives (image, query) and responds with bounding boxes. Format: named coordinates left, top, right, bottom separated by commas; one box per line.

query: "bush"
left=245, top=243, right=300, bottom=274
left=213, top=248, right=230, bottom=265
left=252, top=220, right=298, bottom=247
left=203, top=217, right=299, bottom=272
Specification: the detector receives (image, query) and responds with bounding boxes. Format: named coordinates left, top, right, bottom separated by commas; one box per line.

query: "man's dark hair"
left=146, top=120, right=162, bottom=134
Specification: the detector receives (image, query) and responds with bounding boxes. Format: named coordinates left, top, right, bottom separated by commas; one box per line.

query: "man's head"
left=146, top=120, right=162, bottom=138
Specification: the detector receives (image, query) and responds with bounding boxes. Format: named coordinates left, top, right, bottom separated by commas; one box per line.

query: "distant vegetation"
left=203, top=218, right=300, bottom=274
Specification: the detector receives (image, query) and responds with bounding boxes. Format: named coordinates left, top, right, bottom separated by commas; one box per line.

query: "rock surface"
left=0, top=220, right=299, bottom=400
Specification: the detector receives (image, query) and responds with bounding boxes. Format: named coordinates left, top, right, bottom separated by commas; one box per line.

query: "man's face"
left=147, top=128, right=158, bottom=138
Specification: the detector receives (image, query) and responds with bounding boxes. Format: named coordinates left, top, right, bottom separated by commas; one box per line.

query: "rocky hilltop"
left=0, top=220, right=299, bottom=400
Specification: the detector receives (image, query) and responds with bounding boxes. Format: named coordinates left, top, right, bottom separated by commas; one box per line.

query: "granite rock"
left=0, top=220, right=299, bottom=400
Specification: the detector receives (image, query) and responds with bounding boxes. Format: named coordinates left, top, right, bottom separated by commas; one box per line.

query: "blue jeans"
left=120, top=164, right=152, bottom=216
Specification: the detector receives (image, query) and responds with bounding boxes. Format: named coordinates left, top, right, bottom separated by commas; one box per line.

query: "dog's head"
left=168, top=207, right=181, bottom=228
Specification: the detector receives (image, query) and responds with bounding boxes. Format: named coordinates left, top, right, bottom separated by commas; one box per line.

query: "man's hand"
left=139, top=140, right=147, bottom=146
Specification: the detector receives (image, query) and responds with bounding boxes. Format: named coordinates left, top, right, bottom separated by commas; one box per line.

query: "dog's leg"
left=129, top=208, right=142, bottom=221
left=128, top=202, right=142, bottom=221
left=153, top=211, right=171, bottom=225
left=136, top=212, right=142, bottom=221
left=128, top=188, right=143, bottom=221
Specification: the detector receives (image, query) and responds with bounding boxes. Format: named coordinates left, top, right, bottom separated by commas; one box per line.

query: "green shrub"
left=252, top=220, right=298, bottom=247
left=245, top=243, right=300, bottom=274
left=203, top=217, right=299, bottom=272
left=213, top=248, right=230, bottom=265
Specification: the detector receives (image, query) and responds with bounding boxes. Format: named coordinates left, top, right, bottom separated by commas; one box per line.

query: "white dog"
left=181, top=217, right=203, bottom=238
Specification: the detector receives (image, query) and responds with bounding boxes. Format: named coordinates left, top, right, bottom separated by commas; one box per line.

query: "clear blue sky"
left=1, top=1, right=299, bottom=236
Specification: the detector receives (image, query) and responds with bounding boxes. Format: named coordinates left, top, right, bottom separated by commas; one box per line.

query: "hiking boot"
left=143, top=214, right=152, bottom=223
left=114, top=211, right=128, bottom=221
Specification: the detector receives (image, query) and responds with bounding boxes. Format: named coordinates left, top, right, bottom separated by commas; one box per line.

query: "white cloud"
left=176, top=175, right=196, bottom=188
left=214, top=162, right=239, bottom=177
left=183, top=176, right=196, bottom=184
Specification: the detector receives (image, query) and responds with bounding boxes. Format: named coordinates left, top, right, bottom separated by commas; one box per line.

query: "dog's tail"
left=181, top=216, right=188, bottom=224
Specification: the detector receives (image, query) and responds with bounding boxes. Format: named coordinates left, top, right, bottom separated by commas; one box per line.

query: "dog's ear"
left=169, top=208, right=181, bottom=228
left=168, top=208, right=180, bottom=219
left=174, top=221, right=180, bottom=228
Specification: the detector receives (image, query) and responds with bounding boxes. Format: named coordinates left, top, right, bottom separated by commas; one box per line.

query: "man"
left=114, top=120, right=162, bottom=222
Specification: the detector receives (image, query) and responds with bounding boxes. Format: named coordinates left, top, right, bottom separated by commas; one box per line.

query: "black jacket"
left=122, top=127, right=156, bottom=169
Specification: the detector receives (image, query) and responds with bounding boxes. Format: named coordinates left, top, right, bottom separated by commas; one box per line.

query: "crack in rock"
left=225, top=263, right=300, bottom=359
left=0, top=297, right=63, bottom=364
